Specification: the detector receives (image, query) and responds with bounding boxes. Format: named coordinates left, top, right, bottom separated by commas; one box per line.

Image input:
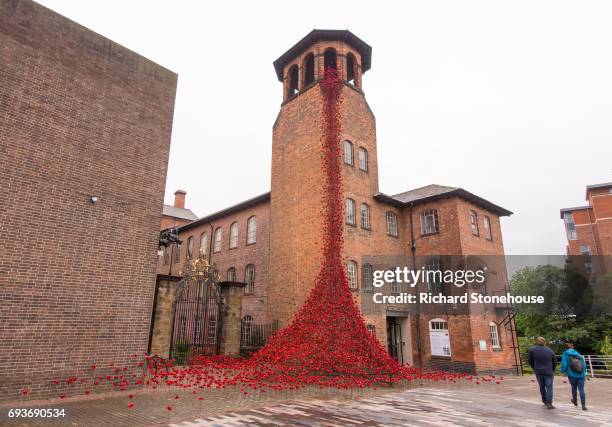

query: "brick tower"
left=268, top=30, right=376, bottom=325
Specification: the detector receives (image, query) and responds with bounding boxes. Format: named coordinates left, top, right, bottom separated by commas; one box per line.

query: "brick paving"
left=1, top=376, right=610, bottom=426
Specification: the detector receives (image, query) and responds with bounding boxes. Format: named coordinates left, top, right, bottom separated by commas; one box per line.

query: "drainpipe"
left=409, top=203, right=423, bottom=369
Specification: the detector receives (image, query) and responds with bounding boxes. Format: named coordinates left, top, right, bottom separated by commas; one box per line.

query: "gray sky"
left=39, top=0, right=612, bottom=255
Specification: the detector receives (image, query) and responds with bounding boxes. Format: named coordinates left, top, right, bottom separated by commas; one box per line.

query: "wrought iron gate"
left=169, top=256, right=223, bottom=363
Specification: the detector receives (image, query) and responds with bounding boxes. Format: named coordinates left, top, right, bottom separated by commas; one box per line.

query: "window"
left=347, top=261, right=357, bottom=289
left=420, top=209, right=439, bottom=235
left=366, top=324, right=376, bottom=335
left=362, top=263, right=373, bottom=291
left=245, top=264, right=255, bottom=294
left=227, top=267, right=236, bottom=282
left=360, top=203, right=370, bottom=229
left=425, top=258, right=443, bottom=294
left=199, top=232, right=208, bottom=255
left=477, top=267, right=487, bottom=295
left=580, top=245, right=592, bottom=256
left=386, top=211, right=398, bottom=237
left=346, top=198, right=356, bottom=225
left=303, top=53, right=314, bottom=86
left=429, top=319, right=451, bottom=357
left=343, top=140, right=354, bottom=165
left=174, top=243, right=181, bottom=261
left=241, top=315, right=253, bottom=344
left=358, top=147, right=368, bottom=171
left=347, top=53, right=356, bottom=85
left=564, top=212, right=577, bottom=240
left=391, top=270, right=401, bottom=294
left=581, top=245, right=593, bottom=273
left=324, top=48, right=337, bottom=71
left=288, top=65, right=299, bottom=98
left=229, top=222, right=239, bottom=249
left=246, top=216, right=257, bottom=244
left=213, top=227, right=222, bottom=253
left=470, top=211, right=479, bottom=236
left=163, top=246, right=169, bottom=265
left=489, top=322, right=500, bottom=349
left=186, top=236, right=194, bottom=259
left=483, top=215, right=492, bottom=240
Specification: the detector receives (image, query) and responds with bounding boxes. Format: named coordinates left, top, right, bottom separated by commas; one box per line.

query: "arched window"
left=199, top=232, right=208, bottom=255
left=288, top=64, right=299, bottom=98
left=246, top=216, right=257, bottom=244
left=360, top=203, right=370, bottom=229
left=386, top=211, right=398, bottom=237
left=229, top=222, right=239, bottom=249
left=484, top=215, right=492, bottom=241
left=366, top=324, right=376, bottom=335
left=429, top=318, right=451, bottom=356
left=489, top=322, right=501, bottom=348
left=358, top=147, right=368, bottom=171
left=420, top=209, right=439, bottom=235
left=245, top=264, right=255, bottom=294
left=161, top=246, right=169, bottom=265
left=425, top=258, right=443, bottom=294
left=174, top=243, right=181, bottom=261
left=362, top=263, right=373, bottom=291
left=213, top=227, right=222, bottom=253
left=477, top=266, right=487, bottom=295
left=227, top=267, right=236, bottom=282
left=186, top=236, right=194, bottom=259
left=347, top=53, right=356, bottom=84
left=343, top=140, right=354, bottom=165
left=241, top=315, right=253, bottom=345
left=347, top=261, right=357, bottom=289
left=324, top=48, right=337, bottom=71
left=303, top=53, right=315, bottom=86
left=470, top=210, right=479, bottom=236
left=346, top=198, right=356, bottom=225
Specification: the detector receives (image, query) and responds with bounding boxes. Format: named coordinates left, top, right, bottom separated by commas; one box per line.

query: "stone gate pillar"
left=219, top=281, right=245, bottom=356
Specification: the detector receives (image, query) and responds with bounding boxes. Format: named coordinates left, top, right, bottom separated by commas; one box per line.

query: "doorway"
left=386, top=317, right=403, bottom=363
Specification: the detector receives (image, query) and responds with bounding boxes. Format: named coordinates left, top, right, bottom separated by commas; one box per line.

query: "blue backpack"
left=570, top=354, right=583, bottom=373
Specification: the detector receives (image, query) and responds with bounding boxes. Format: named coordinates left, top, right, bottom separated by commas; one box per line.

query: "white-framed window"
left=391, top=270, right=401, bottom=294
left=425, top=258, right=442, bottom=294
left=366, top=324, right=376, bottom=335
left=358, top=147, right=368, bottom=171
left=227, top=267, right=236, bottom=282
left=580, top=245, right=592, bottom=256
left=213, top=227, right=222, bottom=253
left=241, top=315, right=253, bottom=344
left=186, top=236, right=194, bottom=259
left=346, top=198, right=356, bottom=225
left=229, top=222, right=239, bottom=249
left=429, top=318, right=451, bottom=356
left=199, top=232, right=208, bottom=255
left=420, top=209, right=439, bottom=235
left=360, top=203, right=370, bottom=229
left=343, top=140, right=354, bottom=165
left=489, top=322, right=500, bottom=349
left=362, top=263, right=373, bottom=291
left=564, top=212, right=577, bottom=240
left=347, top=261, right=358, bottom=289
left=386, top=211, right=398, bottom=237
left=470, top=210, right=479, bottom=236
left=246, top=216, right=257, bottom=244
left=483, top=215, right=492, bottom=240
left=245, top=264, right=255, bottom=294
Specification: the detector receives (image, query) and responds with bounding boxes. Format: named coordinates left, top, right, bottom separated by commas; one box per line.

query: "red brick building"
left=161, top=190, right=198, bottom=230
left=561, top=182, right=612, bottom=273
left=0, top=1, right=176, bottom=401
left=159, top=30, right=519, bottom=374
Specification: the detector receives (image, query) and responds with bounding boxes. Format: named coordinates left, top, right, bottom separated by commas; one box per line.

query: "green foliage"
left=511, top=264, right=612, bottom=354
left=600, top=336, right=612, bottom=356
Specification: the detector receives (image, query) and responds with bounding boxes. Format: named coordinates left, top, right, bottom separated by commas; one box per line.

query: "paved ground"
left=1, top=376, right=610, bottom=426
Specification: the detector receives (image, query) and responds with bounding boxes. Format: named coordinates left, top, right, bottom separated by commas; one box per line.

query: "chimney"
left=174, top=190, right=186, bottom=209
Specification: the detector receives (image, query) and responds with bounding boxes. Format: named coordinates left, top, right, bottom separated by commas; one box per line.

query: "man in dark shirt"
left=528, top=336, right=557, bottom=409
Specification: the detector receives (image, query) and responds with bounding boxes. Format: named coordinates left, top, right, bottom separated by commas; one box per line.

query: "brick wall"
left=0, top=0, right=176, bottom=401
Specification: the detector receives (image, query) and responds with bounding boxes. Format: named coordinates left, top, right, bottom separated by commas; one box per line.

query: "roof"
left=374, top=184, right=513, bottom=216
left=273, top=29, right=372, bottom=82
left=586, top=182, right=612, bottom=199
left=559, top=205, right=591, bottom=219
left=162, top=205, right=198, bottom=221
left=179, top=192, right=271, bottom=233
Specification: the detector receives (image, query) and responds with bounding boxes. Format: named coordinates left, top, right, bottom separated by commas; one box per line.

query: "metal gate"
left=169, top=256, right=222, bottom=363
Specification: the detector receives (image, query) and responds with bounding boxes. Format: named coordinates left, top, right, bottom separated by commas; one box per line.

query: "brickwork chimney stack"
left=174, top=190, right=186, bottom=209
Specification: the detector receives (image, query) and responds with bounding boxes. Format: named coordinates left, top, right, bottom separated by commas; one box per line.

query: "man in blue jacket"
left=528, top=336, right=557, bottom=409
left=560, top=342, right=587, bottom=410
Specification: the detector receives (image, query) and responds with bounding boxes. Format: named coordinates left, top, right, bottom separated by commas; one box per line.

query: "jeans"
left=535, top=374, right=554, bottom=403
left=568, top=376, right=586, bottom=403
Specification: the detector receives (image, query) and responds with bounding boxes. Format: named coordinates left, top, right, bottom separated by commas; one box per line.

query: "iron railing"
left=521, top=353, right=612, bottom=378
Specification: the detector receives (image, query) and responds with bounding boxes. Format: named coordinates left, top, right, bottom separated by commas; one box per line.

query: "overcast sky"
left=39, top=0, right=612, bottom=255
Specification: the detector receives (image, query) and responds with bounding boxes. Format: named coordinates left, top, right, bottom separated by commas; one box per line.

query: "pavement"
left=1, top=376, right=611, bottom=426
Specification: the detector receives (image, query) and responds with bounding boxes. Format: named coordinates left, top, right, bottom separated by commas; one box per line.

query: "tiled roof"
left=391, top=184, right=459, bottom=204
left=162, top=205, right=198, bottom=221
